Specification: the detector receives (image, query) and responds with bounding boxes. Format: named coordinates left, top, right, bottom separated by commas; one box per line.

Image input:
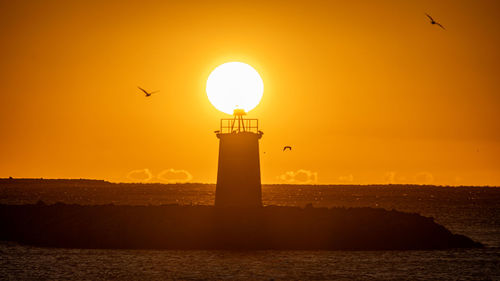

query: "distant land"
left=2, top=177, right=499, bottom=187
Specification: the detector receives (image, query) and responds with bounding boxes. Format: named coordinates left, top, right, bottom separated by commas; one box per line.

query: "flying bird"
left=283, top=146, right=292, bottom=151
left=426, top=13, right=445, bottom=29
left=138, top=86, right=159, bottom=97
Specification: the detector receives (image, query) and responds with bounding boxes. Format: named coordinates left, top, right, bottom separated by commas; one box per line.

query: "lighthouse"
left=205, top=62, right=265, bottom=208
left=214, top=109, right=263, bottom=208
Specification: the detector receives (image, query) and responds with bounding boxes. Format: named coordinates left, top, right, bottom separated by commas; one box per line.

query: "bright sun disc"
left=206, top=62, right=264, bottom=115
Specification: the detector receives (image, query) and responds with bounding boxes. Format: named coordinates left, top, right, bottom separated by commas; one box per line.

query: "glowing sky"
left=0, top=0, right=499, bottom=185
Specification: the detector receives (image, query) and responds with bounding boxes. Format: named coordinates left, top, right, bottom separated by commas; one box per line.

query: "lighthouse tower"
left=215, top=109, right=263, bottom=208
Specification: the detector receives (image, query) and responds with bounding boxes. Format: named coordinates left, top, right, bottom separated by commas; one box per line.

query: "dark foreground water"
left=0, top=244, right=498, bottom=280
left=0, top=181, right=499, bottom=280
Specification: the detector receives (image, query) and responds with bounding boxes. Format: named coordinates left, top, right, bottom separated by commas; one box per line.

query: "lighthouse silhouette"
left=214, top=109, right=263, bottom=208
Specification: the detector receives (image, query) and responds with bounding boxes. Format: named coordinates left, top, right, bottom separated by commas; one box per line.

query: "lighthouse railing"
left=219, top=118, right=259, bottom=134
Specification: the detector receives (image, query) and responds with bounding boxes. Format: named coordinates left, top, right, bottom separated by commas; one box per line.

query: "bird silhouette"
left=138, top=86, right=159, bottom=97
left=426, top=13, right=445, bottom=29
left=283, top=146, right=292, bottom=151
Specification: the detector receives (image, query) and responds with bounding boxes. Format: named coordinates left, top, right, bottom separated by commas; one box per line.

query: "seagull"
left=138, top=86, right=159, bottom=97
left=283, top=146, right=292, bottom=151
left=426, top=13, right=445, bottom=30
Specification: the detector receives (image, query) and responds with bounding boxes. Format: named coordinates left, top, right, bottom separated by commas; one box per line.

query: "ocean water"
left=0, top=245, right=498, bottom=280
left=0, top=182, right=499, bottom=280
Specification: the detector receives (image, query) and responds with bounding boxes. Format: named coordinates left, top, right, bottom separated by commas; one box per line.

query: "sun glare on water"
left=206, top=62, right=264, bottom=115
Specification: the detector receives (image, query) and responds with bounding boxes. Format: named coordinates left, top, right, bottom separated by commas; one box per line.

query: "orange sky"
left=1, top=0, right=499, bottom=185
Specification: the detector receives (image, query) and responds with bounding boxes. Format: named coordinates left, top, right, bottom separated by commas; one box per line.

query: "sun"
left=206, top=62, right=264, bottom=115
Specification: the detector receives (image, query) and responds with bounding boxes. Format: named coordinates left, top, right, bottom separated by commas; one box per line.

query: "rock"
left=0, top=204, right=482, bottom=250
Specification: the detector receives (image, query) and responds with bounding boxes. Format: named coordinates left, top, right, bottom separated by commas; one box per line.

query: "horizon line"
left=1, top=177, right=498, bottom=188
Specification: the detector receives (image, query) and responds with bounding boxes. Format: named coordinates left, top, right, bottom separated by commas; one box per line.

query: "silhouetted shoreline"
left=2, top=178, right=499, bottom=187
left=0, top=202, right=482, bottom=250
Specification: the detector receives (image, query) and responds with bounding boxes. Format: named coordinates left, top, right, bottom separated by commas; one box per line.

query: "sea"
left=0, top=182, right=499, bottom=280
